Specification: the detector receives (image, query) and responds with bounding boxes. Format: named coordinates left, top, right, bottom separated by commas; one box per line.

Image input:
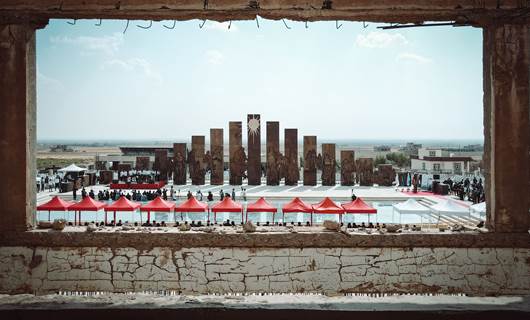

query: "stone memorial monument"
left=284, top=129, right=299, bottom=186
left=173, top=143, right=187, bottom=185
left=303, top=136, right=317, bottom=186
left=356, top=158, right=374, bottom=186
left=247, top=114, right=261, bottom=185
left=321, top=143, right=336, bottom=186
left=229, top=121, right=245, bottom=185
left=266, top=121, right=280, bottom=185
left=340, top=150, right=356, bottom=186
left=190, top=136, right=205, bottom=185
left=210, top=128, right=224, bottom=185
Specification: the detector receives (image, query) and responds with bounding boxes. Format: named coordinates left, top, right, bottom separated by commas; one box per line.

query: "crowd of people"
left=444, top=177, right=485, bottom=204
left=36, top=174, right=62, bottom=192
left=73, top=185, right=251, bottom=204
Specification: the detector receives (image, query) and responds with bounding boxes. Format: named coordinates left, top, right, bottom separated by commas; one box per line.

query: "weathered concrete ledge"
left=0, top=293, right=529, bottom=312
left=0, top=228, right=529, bottom=249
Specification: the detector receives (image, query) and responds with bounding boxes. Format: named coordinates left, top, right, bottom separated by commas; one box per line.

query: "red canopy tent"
left=341, top=198, right=377, bottom=222
left=140, top=196, right=175, bottom=223
left=211, top=197, right=243, bottom=222
left=174, top=196, right=209, bottom=221
left=245, top=197, right=277, bottom=222
left=312, top=197, right=345, bottom=223
left=282, top=197, right=312, bottom=224
left=37, top=196, right=73, bottom=221
left=104, top=196, right=141, bottom=225
left=68, top=197, right=106, bottom=225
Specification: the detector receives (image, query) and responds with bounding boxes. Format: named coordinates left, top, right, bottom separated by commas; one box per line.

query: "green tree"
left=374, top=155, right=387, bottom=167
left=385, top=152, right=410, bottom=168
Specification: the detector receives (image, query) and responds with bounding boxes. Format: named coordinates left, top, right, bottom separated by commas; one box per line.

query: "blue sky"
left=36, top=18, right=483, bottom=141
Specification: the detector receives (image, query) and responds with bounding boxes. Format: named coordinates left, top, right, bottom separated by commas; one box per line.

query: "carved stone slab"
left=247, top=114, right=261, bottom=185
left=321, top=143, right=336, bottom=186
left=210, top=128, right=224, bottom=185
left=173, top=143, right=187, bottom=185
left=229, top=121, right=245, bottom=185
left=266, top=121, right=280, bottom=186
left=303, top=136, right=317, bottom=186
left=190, top=136, right=205, bottom=185
left=340, top=150, right=355, bottom=186
left=284, top=129, right=299, bottom=186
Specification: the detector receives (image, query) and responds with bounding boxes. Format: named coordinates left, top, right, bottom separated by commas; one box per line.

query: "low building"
left=95, top=146, right=174, bottom=170
left=410, top=148, right=473, bottom=174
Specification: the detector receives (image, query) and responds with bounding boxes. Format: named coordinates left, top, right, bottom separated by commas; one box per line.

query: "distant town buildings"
left=410, top=147, right=476, bottom=175
left=399, top=142, right=422, bottom=157
left=373, top=145, right=391, bottom=152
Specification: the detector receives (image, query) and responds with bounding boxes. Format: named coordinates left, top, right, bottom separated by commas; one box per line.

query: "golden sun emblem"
left=248, top=114, right=260, bottom=142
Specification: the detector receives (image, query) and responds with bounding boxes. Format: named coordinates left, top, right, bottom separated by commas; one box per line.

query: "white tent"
left=57, top=164, right=87, bottom=173
left=470, top=202, right=486, bottom=215
left=393, top=199, right=430, bottom=214
left=392, top=198, right=431, bottom=223
left=430, top=199, right=469, bottom=216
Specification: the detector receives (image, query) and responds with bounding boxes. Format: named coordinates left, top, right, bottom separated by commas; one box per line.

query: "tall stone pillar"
left=303, top=136, right=317, bottom=186
left=154, top=149, right=168, bottom=181
left=483, top=24, right=530, bottom=233
left=190, top=136, right=205, bottom=185
left=210, top=128, right=224, bottom=185
left=0, top=22, right=46, bottom=232
left=340, top=150, right=356, bottom=186
left=173, top=143, right=187, bottom=185
left=321, top=144, right=336, bottom=186
left=266, top=121, right=280, bottom=186
left=247, top=114, right=261, bottom=185
left=284, top=129, right=299, bottom=186
left=229, top=121, right=244, bottom=185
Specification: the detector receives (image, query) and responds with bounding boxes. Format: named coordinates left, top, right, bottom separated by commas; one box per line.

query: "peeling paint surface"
left=0, top=247, right=529, bottom=295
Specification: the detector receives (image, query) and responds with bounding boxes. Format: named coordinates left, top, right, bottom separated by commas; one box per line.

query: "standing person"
left=231, top=188, right=236, bottom=201
left=207, top=191, right=213, bottom=202
left=219, top=189, right=224, bottom=201
left=170, top=186, right=175, bottom=200
left=54, top=175, right=60, bottom=191
left=242, top=188, right=247, bottom=202
left=73, top=186, right=78, bottom=200
left=187, top=190, right=192, bottom=199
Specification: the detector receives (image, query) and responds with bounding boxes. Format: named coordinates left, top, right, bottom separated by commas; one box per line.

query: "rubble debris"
left=179, top=223, right=191, bottom=232
left=323, top=220, right=340, bottom=231
left=385, top=224, right=401, bottom=233
left=243, top=221, right=256, bottom=233
left=52, top=219, right=66, bottom=231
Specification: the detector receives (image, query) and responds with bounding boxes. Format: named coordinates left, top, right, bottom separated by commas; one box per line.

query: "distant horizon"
left=37, top=137, right=484, bottom=147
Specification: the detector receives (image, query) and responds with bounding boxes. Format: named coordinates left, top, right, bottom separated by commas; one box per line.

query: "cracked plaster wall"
left=0, top=247, right=528, bottom=295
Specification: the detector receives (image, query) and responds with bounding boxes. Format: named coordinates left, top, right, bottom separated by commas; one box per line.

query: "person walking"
left=231, top=188, right=236, bottom=201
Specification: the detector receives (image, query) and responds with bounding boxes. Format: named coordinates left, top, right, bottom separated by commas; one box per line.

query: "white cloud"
left=103, top=58, right=163, bottom=82
left=205, top=50, right=224, bottom=65
left=356, top=32, right=408, bottom=48
left=37, top=72, right=64, bottom=91
left=50, top=33, right=124, bottom=55
left=204, top=21, right=238, bottom=32
left=396, top=52, right=433, bottom=64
